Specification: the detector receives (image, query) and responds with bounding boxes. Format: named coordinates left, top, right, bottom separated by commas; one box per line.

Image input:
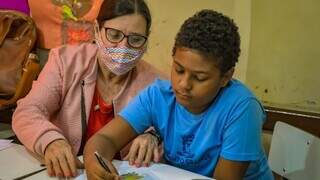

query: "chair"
left=268, top=121, right=320, bottom=180
left=262, top=130, right=273, bottom=157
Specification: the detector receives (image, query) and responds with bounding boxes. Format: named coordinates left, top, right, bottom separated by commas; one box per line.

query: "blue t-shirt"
left=119, top=79, right=273, bottom=179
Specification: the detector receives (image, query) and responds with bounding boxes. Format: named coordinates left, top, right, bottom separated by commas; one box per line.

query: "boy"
left=84, top=9, right=274, bottom=180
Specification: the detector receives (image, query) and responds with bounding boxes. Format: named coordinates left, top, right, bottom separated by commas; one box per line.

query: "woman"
left=12, top=0, right=165, bottom=178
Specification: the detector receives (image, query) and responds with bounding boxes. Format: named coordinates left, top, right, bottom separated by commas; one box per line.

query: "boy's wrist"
left=144, top=129, right=161, bottom=145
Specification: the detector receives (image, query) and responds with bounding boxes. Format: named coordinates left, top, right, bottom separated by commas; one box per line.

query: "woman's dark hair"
left=97, top=0, right=151, bottom=36
left=173, top=9, right=240, bottom=74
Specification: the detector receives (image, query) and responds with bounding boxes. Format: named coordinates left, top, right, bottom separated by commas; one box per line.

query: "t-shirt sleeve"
left=220, top=98, right=265, bottom=161
left=118, top=85, right=154, bottom=134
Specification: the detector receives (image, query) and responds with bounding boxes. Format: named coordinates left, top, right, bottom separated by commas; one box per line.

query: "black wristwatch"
left=144, top=129, right=162, bottom=145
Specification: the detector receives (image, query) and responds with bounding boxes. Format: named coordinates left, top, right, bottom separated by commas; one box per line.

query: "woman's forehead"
left=102, top=14, right=147, bottom=35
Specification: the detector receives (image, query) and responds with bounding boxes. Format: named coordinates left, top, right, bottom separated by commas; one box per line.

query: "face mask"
left=94, top=23, right=144, bottom=75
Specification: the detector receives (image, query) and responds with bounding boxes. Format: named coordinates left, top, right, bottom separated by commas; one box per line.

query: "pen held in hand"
left=94, top=151, right=111, bottom=173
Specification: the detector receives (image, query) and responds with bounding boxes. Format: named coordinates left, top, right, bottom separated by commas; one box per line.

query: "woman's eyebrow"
left=128, top=32, right=146, bottom=36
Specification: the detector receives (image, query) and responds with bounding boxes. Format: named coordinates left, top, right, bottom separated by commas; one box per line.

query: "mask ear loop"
left=93, top=20, right=102, bottom=44
left=94, top=20, right=109, bottom=62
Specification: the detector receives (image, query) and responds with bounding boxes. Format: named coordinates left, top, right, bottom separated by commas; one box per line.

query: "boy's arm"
left=84, top=115, right=138, bottom=179
left=214, top=99, right=264, bottom=179
left=214, top=157, right=249, bottom=180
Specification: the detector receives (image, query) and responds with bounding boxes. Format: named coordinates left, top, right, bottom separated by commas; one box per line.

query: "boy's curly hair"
left=173, top=9, right=240, bottom=74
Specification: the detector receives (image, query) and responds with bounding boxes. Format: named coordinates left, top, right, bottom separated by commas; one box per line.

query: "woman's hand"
left=124, top=132, right=163, bottom=167
left=85, top=153, right=120, bottom=180
left=44, top=139, right=83, bottom=178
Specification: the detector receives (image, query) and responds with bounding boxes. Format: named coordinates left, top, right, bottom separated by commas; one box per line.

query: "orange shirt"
left=28, top=0, right=103, bottom=49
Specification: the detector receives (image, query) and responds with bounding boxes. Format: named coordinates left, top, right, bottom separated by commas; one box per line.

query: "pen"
left=94, top=151, right=111, bottom=172
left=13, top=167, right=46, bottom=180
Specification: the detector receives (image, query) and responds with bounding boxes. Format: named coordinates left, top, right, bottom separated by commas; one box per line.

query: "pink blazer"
left=12, top=43, right=165, bottom=157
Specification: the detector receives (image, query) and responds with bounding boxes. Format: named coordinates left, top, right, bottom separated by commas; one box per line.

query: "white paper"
left=22, top=157, right=212, bottom=179
left=73, top=160, right=212, bottom=180
left=0, top=139, right=13, bottom=151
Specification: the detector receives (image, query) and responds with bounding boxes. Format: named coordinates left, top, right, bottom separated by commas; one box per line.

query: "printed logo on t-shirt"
left=166, top=133, right=211, bottom=168
left=177, top=134, right=195, bottom=158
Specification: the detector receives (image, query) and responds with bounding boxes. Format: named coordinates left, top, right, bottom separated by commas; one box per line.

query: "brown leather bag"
left=0, top=10, right=39, bottom=110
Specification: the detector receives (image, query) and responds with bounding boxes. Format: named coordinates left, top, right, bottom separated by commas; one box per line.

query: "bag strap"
left=0, top=10, right=35, bottom=46
left=0, top=53, right=40, bottom=110
left=0, top=13, right=14, bottom=45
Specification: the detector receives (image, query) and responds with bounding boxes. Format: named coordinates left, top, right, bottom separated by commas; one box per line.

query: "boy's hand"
left=85, top=153, right=120, bottom=180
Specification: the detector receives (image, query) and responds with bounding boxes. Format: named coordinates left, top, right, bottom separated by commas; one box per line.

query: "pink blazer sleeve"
left=12, top=49, right=66, bottom=156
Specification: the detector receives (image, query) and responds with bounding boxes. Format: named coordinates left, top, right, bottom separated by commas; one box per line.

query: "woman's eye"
left=130, top=36, right=142, bottom=43
left=107, top=30, right=123, bottom=40
left=110, top=33, right=122, bottom=39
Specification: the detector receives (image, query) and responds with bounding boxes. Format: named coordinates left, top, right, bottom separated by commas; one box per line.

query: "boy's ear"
left=221, top=67, right=234, bottom=87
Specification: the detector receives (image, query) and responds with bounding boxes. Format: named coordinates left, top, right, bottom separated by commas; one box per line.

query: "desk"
left=0, top=144, right=213, bottom=180
left=0, top=144, right=44, bottom=180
